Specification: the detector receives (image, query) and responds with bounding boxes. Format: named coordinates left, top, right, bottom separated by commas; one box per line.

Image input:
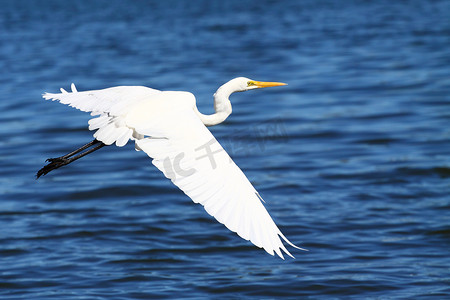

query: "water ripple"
left=0, top=0, right=449, bottom=299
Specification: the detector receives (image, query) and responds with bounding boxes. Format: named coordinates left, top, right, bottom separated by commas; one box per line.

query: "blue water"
left=1, top=0, right=449, bottom=298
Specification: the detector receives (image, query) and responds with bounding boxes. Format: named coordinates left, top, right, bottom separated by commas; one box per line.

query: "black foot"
left=36, top=139, right=106, bottom=179
left=36, top=157, right=71, bottom=179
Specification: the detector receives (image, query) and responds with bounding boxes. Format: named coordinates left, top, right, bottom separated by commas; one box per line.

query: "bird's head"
left=229, top=77, right=287, bottom=92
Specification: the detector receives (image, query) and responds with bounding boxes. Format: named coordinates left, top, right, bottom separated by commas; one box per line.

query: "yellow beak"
left=249, top=81, right=287, bottom=88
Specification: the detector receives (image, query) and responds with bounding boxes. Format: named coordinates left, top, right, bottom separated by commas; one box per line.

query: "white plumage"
left=42, top=78, right=305, bottom=258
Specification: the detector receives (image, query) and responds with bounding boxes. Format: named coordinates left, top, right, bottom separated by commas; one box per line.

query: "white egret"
left=37, top=77, right=305, bottom=258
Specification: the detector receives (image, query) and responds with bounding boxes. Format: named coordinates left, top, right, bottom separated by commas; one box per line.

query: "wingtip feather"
left=279, top=231, right=308, bottom=252
left=43, top=92, right=60, bottom=101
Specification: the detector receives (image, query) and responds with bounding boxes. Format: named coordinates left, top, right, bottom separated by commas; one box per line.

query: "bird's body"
left=38, top=77, right=304, bottom=259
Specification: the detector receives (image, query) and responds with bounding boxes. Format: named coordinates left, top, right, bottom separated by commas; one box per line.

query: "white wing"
left=43, top=84, right=161, bottom=146
left=43, top=84, right=303, bottom=258
left=44, top=83, right=160, bottom=115
left=126, top=92, right=304, bottom=258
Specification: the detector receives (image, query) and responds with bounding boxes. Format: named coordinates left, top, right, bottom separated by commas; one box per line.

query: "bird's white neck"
left=195, top=81, right=235, bottom=127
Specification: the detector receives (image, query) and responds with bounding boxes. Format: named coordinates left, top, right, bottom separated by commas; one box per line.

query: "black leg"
left=46, top=139, right=102, bottom=161
left=36, top=139, right=106, bottom=179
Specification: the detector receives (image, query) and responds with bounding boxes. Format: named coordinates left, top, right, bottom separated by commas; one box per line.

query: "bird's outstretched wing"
left=43, top=83, right=161, bottom=115
left=43, top=85, right=304, bottom=258
left=43, top=84, right=161, bottom=146
left=126, top=94, right=304, bottom=259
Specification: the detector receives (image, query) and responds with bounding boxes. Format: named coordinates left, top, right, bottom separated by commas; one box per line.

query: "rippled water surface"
left=1, top=0, right=449, bottom=298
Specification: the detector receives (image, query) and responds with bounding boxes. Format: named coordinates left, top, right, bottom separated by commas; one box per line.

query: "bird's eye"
left=247, top=81, right=255, bottom=87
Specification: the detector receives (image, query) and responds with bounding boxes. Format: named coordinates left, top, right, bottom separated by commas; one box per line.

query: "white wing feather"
left=43, top=85, right=303, bottom=258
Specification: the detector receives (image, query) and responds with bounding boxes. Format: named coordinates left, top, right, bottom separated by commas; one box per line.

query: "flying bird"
left=37, top=77, right=305, bottom=258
